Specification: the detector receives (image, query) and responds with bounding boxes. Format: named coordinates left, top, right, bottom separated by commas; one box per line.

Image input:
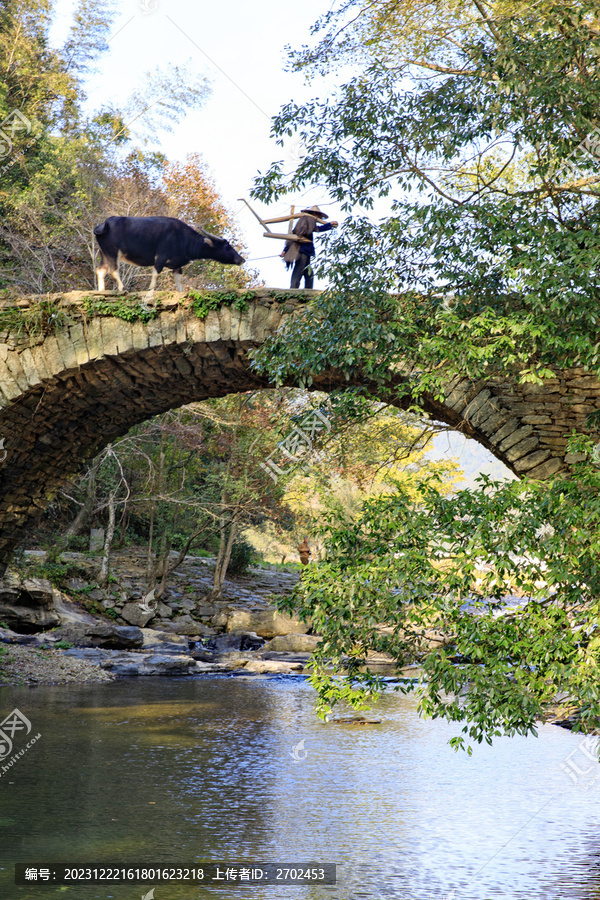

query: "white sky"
left=49, top=0, right=512, bottom=479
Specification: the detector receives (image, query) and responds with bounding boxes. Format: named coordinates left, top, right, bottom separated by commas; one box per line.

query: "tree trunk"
left=145, top=501, right=155, bottom=589
left=98, top=488, right=117, bottom=587
left=210, top=519, right=237, bottom=599
left=65, top=455, right=101, bottom=538
left=141, top=527, right=205, bottom=607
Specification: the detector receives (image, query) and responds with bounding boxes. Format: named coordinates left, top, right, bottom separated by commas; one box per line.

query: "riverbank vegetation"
left=28, top=391, right=460, bottom=600
left=253, top=0, right=600, bottom=745
left=0, top=0, right=253, bottom=294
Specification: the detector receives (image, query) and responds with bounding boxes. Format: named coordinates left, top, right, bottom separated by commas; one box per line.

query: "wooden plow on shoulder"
left=238, top=199, right=315, bottom=244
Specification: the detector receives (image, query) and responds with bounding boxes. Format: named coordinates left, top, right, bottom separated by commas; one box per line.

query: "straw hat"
left=300, top=205, right=328, bottom=219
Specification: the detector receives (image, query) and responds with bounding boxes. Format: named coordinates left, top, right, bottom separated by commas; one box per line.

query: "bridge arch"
left=0, top=289, right=598, bottom=573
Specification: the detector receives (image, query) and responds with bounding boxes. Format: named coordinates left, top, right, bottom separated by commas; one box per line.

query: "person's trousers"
left=290, top=253, right=314, bottom=289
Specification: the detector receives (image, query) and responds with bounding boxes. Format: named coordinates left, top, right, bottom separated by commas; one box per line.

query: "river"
left=1, top=675, right=599, bottom=900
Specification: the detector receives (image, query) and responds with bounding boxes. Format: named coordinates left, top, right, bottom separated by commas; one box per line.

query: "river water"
left=1, top=675, right=600, bottom=900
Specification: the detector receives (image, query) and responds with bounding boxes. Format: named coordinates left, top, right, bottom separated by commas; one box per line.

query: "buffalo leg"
left=145, top=267, right=160, bottom=302
left=97, top=255, right=124, bottom=292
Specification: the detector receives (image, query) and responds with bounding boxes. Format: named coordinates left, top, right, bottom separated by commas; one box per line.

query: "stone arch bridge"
left=0, top=289, right=598, bottom=574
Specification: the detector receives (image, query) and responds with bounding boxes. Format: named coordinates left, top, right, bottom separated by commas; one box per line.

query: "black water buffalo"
left=94, top=215, right=244, bottom=297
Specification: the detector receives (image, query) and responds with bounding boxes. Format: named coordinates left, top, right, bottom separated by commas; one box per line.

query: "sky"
left=49, top=0, right=513, bottom=482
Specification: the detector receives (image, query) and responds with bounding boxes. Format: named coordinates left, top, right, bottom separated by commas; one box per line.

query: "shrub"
left=226, top=539, right=255, bottom=576
left=65, top=534, right=88, bottom=552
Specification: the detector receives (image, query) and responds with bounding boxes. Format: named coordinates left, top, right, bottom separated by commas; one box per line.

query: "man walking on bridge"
left=281, top=206, right=338, bottom=289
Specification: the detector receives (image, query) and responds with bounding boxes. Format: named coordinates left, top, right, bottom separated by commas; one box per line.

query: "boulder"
left=211, top=611, right=229, bottom=628
left=240, top=631, right=265, bottom=651
left=208, top=633, right=245, bottom=652
left=52, top=590, right=99, bottom=626
left=156, top=601, right=173, bottom=619
left=163, top=615, right=201, bottom=635
left=62, top=647, right=199, bottom=676
left=101, top=652, right=198, bottom=677
left=66, top=577, right=88, bottom=592
left=0, top=574, right=60, bottom=633
left=172, top=598, right=196, bottom=612
left=0, top=626, right=41, bottom=645
left=226, top=609, right=309, bottom=639
left=192, top=649, right=248, bottom=668
left=139, top=628, right=189, bottom=654
left=195, top=605, right=218, bottom=618
left=120, top=602, right=155, bottom=628
left=262, top=633, right=320, bottom=653
left=50, top=623, right=144, bottom=649
left=139, top=627, right=187, bottom=645
left=242, top=659, right=304, bottom=674
left=423, top=629, right=453, bottom=648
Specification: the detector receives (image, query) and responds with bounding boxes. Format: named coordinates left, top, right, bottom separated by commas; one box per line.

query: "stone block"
left=463, top=389, right=492, bottom=422
left=505, top=434, right=540, bottom=462
left=145, top=316, right=164, bottom=348
left=499, top=425, right=534, bottom=453
left=184, top=316, right=206, bottom=344
left=513, top=449, right=551, bottom=473
left=565, top=376, right=599, bottom=389
left=521, top=415, right=552, bottom=425
left=238, top=308, right=255, bottom=342
left=217, top=306, right=232, bottom=341
left=478, top=411, right=509, bottom=437
left=488, top=417, right=520, bottom=446
left=17, top=348, right=42, bottom=387
left=23, top=345, right=52, bottom=383
left=527, top=456, right=564, bottom=479
left=54, top=329, right=79, bottom=372
left=4, top=352, right=29, bottom=391
left=131, top=319, right=150, bottom=351
left=564, top=451, right=587, bottom=463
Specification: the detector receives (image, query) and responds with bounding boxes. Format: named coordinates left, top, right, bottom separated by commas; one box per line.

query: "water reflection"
left=0, top=676, right=599, bottom=899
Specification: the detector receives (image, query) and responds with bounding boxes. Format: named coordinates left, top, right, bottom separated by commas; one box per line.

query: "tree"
left=251, top=0, right=600, bottom=745
left=283, top=399, right=463, bottom=540
left=285, top=453, right=600, bottom=750
left=253, top=0, right=600, bottom=387
left=162, top=153, right=256, bottom=291
left=0, top=0, right=211, bottom=294
left=53, top=394, right=291, bottom=601
left=172, top=395, right=290, bottom=599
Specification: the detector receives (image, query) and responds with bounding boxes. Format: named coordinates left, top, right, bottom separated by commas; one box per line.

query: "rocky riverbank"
left=0, top=549, right=400, bottom=686
left=0, top=642, right=114, bottom=685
